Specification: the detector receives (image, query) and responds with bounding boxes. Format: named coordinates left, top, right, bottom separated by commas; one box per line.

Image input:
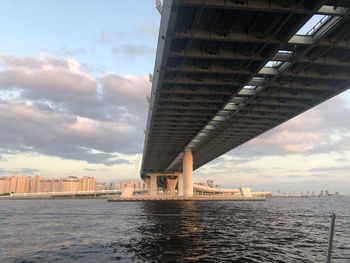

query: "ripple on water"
left=0, top=198, right=349, bottom=262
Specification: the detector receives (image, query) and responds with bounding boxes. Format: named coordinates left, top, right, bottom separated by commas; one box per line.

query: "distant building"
left=52, top=179, right=61, bottom=192
left=0, top=177, right=10, bottom=193
left=96, top=183, right=107, bottom=191
left=61, top=176, right=80, bottom=192
left=325, top=190, right=332, bottom=196
left=0, top=175, right=97, bottom=194
left=81, top=176, right=96, bottom=191
left=206, top=180, right=214, bottom=188
left=110, top=179, right=147, bottom=191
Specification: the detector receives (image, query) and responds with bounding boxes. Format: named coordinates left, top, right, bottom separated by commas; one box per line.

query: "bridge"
left=141, top=0, right=350, bottom=197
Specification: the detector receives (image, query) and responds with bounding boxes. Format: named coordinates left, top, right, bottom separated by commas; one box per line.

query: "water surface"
left=0, top=198, right=349, bottom=262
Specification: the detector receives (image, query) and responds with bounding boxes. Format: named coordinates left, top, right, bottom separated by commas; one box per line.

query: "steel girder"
left=141, top=0, right=350, bottom=175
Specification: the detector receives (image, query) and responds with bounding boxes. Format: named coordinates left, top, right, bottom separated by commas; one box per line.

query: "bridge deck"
left=142, top=0, right=350, bottom=175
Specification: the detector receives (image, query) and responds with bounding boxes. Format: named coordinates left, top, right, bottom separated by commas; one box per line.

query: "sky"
left=0, top=1, right=349, bottom=194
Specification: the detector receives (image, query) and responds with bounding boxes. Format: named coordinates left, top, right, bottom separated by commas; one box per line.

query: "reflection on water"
left=0, top=198, right=349, bottom=262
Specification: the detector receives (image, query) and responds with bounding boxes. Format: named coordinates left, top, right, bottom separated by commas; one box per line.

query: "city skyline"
left=0, top=0, right=349, bottom=194
left=0, top=174, right=345, bottom=196
left=0, top=174, right=147, bottom=194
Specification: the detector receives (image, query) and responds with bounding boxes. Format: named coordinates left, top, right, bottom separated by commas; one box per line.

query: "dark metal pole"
left=326, top=213, right=336, bottom=263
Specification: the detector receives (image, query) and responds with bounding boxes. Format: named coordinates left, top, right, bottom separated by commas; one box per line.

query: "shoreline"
left=0, top=195, right=110, bottom=200
left=0, top=195, right=347, bottom=200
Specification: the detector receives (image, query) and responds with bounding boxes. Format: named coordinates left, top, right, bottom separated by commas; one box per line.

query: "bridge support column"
left=177, top=173, right=183, bottom=196
left=146, top=174, right=158, bottom=196
left=183, top=150, right=193, bottom=197
left=166, top=177, right=178, bottom=195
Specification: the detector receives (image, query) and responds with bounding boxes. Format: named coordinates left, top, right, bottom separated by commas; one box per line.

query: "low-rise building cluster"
left=110, top=179, right=148, bottom=190
left=95, top=179, right=147, bottom=191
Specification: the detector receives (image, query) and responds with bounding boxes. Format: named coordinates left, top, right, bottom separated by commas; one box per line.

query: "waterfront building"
left=44, top=179, right=52, bottom=192
left=81, top=176, right=96, bottom=191
left=206, top=180, right=214, bottom=188
left=9, top=177, right=17, bottom=193
left=0, top=175, right=97, bottom=194
left=61, top=176, right=81, bottom=192
left=30, top=176, right=42, bottom=193
left=0, top=177, right=10, bottom=193
left=96, top=183, right=107, bottom=190
left=52, top=179, right=61, bottom=192
left=110, top=179, right=147, bottom=191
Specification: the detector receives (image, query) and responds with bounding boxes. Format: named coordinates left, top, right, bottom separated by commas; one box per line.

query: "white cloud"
left=229, top=92, right=350, bottom=158
left=0, top=55, right=151, bottom=165
left=112, top=45, right=155, bottom=59
left=99, top=22, right=159, bottom=42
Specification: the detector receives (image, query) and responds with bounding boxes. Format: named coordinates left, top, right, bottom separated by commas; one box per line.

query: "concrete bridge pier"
left=145, top=174, right=158, bottom=196
left=177, top=173, right=183, bottom=196
left=145, top=170, right=189, bottom=197
left=183, top=150, right=193, bottom=197
left=166, top=177, right=178, bottom=195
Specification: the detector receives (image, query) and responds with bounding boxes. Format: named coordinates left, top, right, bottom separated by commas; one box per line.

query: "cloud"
left=258, top=174, right=278, bottom=178
left=99, top=73, right=150, bottom=114
left=303, top=135, right=350, bottom=155
left=56, top=47, right=87, bottom=56
left=308, top=166, right=350, bottom=173
left=99, top=22, right=159, bottom=42
left=83, top=168, right=108, bottom=172
left=0, top=55, right=151, bottom=114
left=213, top=156, right=260, bottom=165
left=0, top=55, right=152, bottom=122
left=112, top=44, right=155, bottom=59
left=336, top=157, right=348, bottom=162
left=0, top=101, right=139, bottom=164
left=229, top=93, right=350, bottom=158
left=0, top=55, right=151, bottom=165
left=0, top=168, right=40, bottom=175
left=0, top=55, right=97, bottom=106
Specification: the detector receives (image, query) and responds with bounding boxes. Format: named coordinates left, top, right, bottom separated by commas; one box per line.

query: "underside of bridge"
left=141, top=0, right=350, bottom=180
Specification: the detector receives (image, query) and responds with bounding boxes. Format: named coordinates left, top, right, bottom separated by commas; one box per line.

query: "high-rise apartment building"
left=0, top=175, right=97, bottom=194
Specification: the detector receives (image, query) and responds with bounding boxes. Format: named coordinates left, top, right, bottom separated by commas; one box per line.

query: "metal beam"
left=169, top=48, right=267, bottom=61
left=160, top=86, right=238, bottom=95
left=170, top=49, right=350, bottom=68
left=268, top=80, right=340, bottom=91
left=273, top=53, right=350, bottom=67
left=166, top=64, right=253, bottom=74
left=259, top=90, right=326, bottom=100
left=245, top=105, right=302, bottom=113
left=281, top=70, right=350, bottom=81
left=173, top=30, right=282, bottom=44
left=156, top=104, right=223, bottom=110
left=318, top=5, right=348, bottom=16
left=163, top=77, right=249, bottom=86
left=251, top=98, right=311, bottom=107
left=156, top=110, right=215, bottom=116
left=165, top=65, right=350, bottom=81
left=159, top=95, right=229, bottom=103
left=173, top=31, right=350, bottom=50
left=155, top=116, right=211, bottom=121
left=177, top=0, right=341, bottom=15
